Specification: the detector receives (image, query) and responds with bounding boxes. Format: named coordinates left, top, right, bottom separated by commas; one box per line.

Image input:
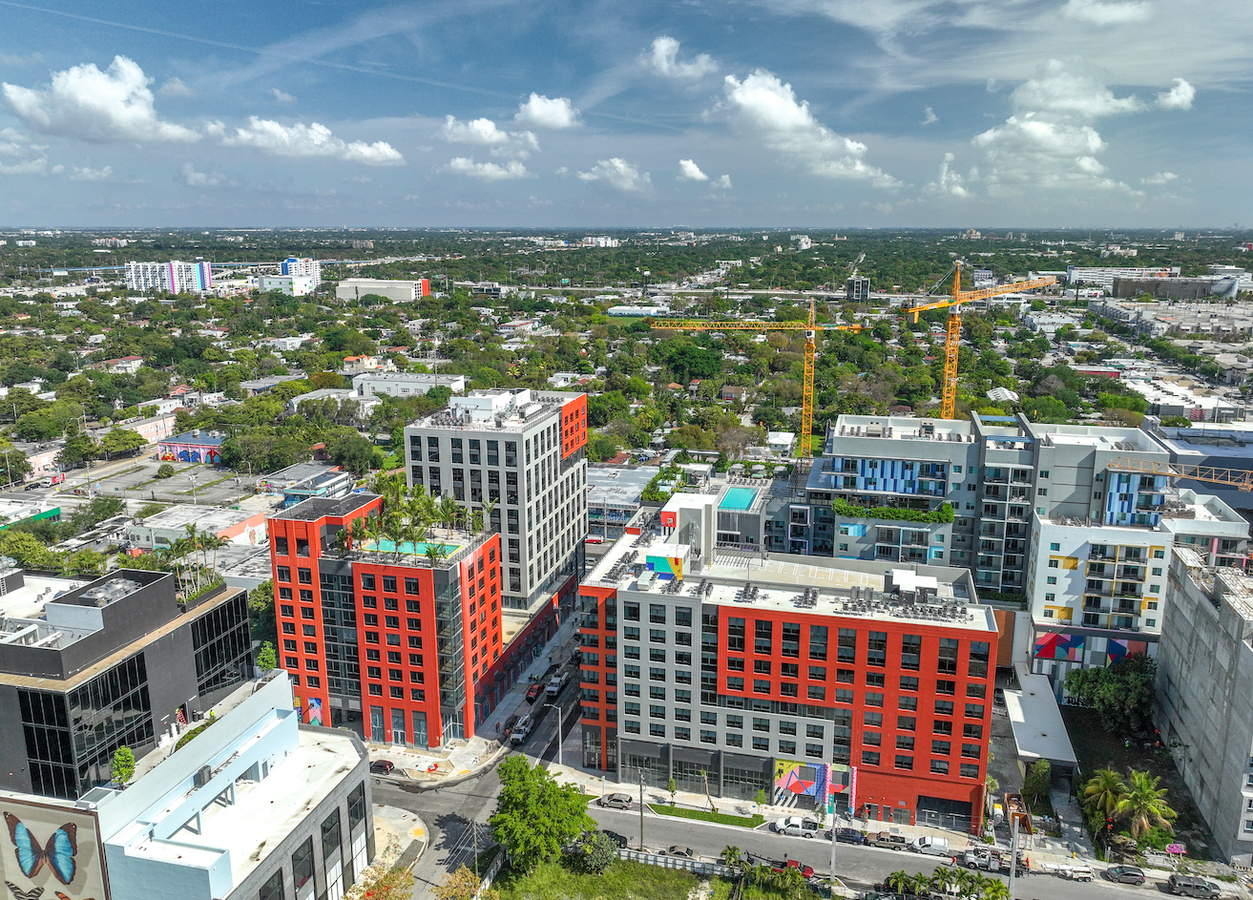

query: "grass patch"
left=647, top=803, right=765, bottom=828
left=710, top=879, right=825, bottom=900
left=495, top=859, right=698, bottom=900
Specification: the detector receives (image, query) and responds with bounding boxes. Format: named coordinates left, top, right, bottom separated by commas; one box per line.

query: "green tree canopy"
left=1063, top=653, right=1156, bottom=734
left=101, top=427, right=148, bottom=458
left=488, top=756, right=593, bottom=874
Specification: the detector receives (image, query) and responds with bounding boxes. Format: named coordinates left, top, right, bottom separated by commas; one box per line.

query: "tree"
left=488, top=756, right=593, bottom=874
left=667, top=776, right=677, bottom=805
left=433, top=864, right=497, bottom=900
left=1063, top=653, right=1157, bottom=734
left=1022, top=759, right=1051, bottom=807
left=1081, top=768, right=1127, bottom=819
left=100, top=427, right=148, bottom=459
left=110, top=746, right=136, bottom=786
left=256, top=642, right=277, bottom=671
left=566, top=831, right=618, bottom=875
left=1115, top=770, right=1176, bottom=839
left=330, top=433, right=377, bottom=477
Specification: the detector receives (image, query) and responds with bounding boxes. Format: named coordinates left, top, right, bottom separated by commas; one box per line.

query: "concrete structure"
left=128, top=504, right=270, bottom=550
left=115, top=411, right=179, bottom=444
left=280, top=255, right=322, bottom=285
left=259, top=274, right=317, bottom=296
left=607, top=305, right=671, bottom=317
left=0, top=497, right=61, bottom=530
left=281, top=469, right=354, bottom=508
left=846, top=277, right=871, bottom=302
left=587, top=465, right=655, bottom=540
left=1024, top=312, right=1081, bottom=336
left=239, top=373, right=308, bottom=396
left=579, top=496, right=995, bottom=832
left=125, top=261, right=213, bottom=294
left=334, top=278, right=428, bottom=303
left=267, top=494, right=510, bottom=745
left=1124, top=376, right=1243, bottom=422
left=1066, top=265, right=1179, bottom=291
left=0, top=567, right=251, bottom=798
left=404, top=388, right=589, bottom=612
left=353, top=371, right=466, bottom=399
left=158, top=429, right=227, bottom=464
left=1157, top=548, right=1253, bottom=865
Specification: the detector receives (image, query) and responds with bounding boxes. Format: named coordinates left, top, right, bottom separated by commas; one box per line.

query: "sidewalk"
left=365, top=612, right=581, bottom=782
left=368, top=805, right=428, bottom=878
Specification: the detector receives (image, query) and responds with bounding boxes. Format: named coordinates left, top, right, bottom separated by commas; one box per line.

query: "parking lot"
left=57, top=457, right=255, bottom=507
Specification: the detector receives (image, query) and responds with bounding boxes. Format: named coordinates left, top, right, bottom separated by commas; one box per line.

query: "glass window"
left=259, top=869, right=285, bottom=900
left=292, top=837, right=315, bottom=892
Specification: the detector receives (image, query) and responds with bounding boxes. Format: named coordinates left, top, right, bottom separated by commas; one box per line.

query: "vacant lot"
left=1061, top=707, right=1216, bottom=858
left=494, top=860, right=698, bottom=900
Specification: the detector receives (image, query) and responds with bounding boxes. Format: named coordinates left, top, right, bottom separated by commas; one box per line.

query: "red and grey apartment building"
left=580, top=492, right=998, bottom=833
left=267, top=493, right=510, bottom=747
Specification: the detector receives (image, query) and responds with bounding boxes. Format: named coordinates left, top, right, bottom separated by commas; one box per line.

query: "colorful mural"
left=0, top=797, right=110, bottom=900
left=646, top=552, right=684, bottom=580
left=1034, top=632, right=1084, bottom=661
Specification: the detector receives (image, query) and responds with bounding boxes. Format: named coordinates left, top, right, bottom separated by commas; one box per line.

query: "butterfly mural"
left=5, top=881, right=44, bottom=900
left=55, top=893, right=95, bottom=900
left=2, top=815, right=77, bottom=886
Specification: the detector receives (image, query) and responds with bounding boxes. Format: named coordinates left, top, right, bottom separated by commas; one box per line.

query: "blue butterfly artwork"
left=2, top=814, right=77, bottom=886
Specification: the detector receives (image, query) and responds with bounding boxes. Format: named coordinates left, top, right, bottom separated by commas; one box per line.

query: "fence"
left=475, top=846, right=506, bottom=900
left=616, top=849, right=734, bottom=877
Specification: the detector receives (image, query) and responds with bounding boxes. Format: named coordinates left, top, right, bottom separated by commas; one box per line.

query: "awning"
left=1004, top=662, right=1078, bottom=768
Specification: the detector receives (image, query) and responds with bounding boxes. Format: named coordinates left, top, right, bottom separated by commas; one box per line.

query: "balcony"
left=1117, top=566, right=1145, bottom=581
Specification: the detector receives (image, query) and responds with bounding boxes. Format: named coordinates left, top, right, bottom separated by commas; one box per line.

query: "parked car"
left=870, top=832, right=908, bottom=850
left=23, top=482, right=40, bottom=491
left=602, top=830, right=629, bottom=849
left=773, top=815, right=820, bottom=838
left=1168, top=874, right=1221, bottom=898
left=369, top=760, right=395, bottom=775
left=546, top=671, right=570, bottom=697
left=525, top=683, right=544, bottom=703
left=828, top=828, right=866, bottom=845
left=510, top=714, right=533, bottom=744
left=1107, top=866, right=1146, bottom=885
left=909, top=836, right=950, bottom=856
left=662, top=846, right=696, bottom=859
left=599, top=792, right=632, bottom=809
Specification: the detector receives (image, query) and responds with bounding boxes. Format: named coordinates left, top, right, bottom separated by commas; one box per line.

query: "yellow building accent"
left=1062, top=557, right=1079, bottom=570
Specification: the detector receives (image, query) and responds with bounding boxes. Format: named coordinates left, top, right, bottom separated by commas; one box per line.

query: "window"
left=861, top=751, right=880, bottom=766
left=898, top=716, right=916, bottom=731
left=934, top=720, right=953, bottom=735
left=754, top=659, right=772, bottom=675
left=701, top=730, right=716, bottom=744
left=1038, top=488, right=1047, bottom=496
left=865, top=692, right=884, bottom=707
left=1050, top=542, right=1060, bottom=551
left=809, top=625, right=828, bottom=660
left=867, top=631, right=887, bottom=667
left=292, top=837, right=315, bottom=892
left=726, top=734, right=742, bottom=748
left=899, top=696, right=918, bottom=711
left=961, top=743, right=981, bottom=758
left=834, top=688, right=853, bottom=704
left=277, top=566, right=291, bottom=582
left=806, top=743, right=823, bottom=758
left=1048, top=559, right=1059, bottom=568
left=361, top=573, right=375, bottom=590
left=900, top=634, right=921, bottom=670
left=863, top=712, right=883, bottom=727
left=935, top=700, right=954, bottom=716
left=931, top=760, right=950, bottom=775
left=960, top=764, right=979, bottom=779
left=726, top=715, right=744, bottom=729
left=932, top=740, right=951, bottom=755
left=753, top=717, right=770, bottom=732
left=779, top=740, right=797, bottom=755
left=965, top=704, right=985, bottom=719
left=894, top=755, right=913, bottom=770
left=809, top=666, right=826, bottom=681
left=963, top=723, right=983, bottom=740
left=727, top=676, right=744, bottom=692
left=807, top=685, right=825, bottom=701
left=259, top=868, right=285, bottom=900
left=899, top=676, right=919, bottom=692
left=896, top=735, right=915, bottom=750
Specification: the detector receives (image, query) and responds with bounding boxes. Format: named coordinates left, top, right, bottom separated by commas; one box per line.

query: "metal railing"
left=617, top=849, right=734, bottom=877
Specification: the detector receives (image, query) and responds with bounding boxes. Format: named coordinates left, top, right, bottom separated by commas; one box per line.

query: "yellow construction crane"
left=652, top=299, right=864, bottom=457
left=1106, top=457, right=1253, bottom=491
left=904, top=262, right=1057, bottom=419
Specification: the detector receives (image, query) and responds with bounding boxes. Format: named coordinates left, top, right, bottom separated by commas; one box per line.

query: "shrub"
left=156, top=463, right=176, bottom=479
left=832, top=498, right=954, bottom=524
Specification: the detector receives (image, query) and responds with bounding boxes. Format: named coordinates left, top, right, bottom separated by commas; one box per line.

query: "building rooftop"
left=351, top=371, right=464, bottom=383
left=409, top=388, right=577, bottom=434
left=274, top=492, right=378, bottom=522
left=0, top=497, right=60, bottom=527
left=137, top=504, right=261, bottom=533
left=1005, top=662, right=1078, bottom=766
left=0, top=569, right=91, bottom=620
left=258, top=461, right=339, bottom=489
left=587, top=465, right=656, bottom=507
left=162, top=429, right=228, bottom=446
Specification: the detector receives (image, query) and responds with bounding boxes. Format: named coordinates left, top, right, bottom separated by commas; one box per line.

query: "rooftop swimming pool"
left=720, top=487, right=759, bottom=511
left=365, top=539, right=462, bottom=557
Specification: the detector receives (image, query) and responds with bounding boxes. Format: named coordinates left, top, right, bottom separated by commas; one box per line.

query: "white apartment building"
left=280, top=256, right=322, bottom=285
left=125, top=261, right=213, bottom=294
left=353, top=372, right=467, bottom=398
left=260, top=274, right=318, bottom=296
left=404, top=388, right=588, bottom=612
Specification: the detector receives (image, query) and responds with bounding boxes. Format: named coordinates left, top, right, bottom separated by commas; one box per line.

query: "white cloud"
left=440, top=116, right=538, bottom=158
left=1141, top=171, right=1178, bottom=185
left=514, top=93, right=580, bottom=130
left=1060, top=0, right=1153, bottom=24
left=712, top=174, right=733, bottom=189
left=445, top=157, right=531, bottom=181
left=921, top=106, right=938, bottom=125
left=220, top=117, right=404, bottom=165
left=1010, top=59, right=1143, bottom=118
left=719, top=70, right=899, bottom=188
left=577, top=157, right=651, bottom=192
left=677, top=158, right=708, bottom=181
left=158, top=77, right=192, bottom=98
left=176, top=162, right=224, bottom=187
left=0, top=157, right=47, bottom=176
left=643, top=36, right=718, bottom=79
left=69, top=165, right=114, bottom=182
left=1157, top=77, right=1195, bottom=109
left=1, top=56, right=199, bottom=143
left=925, top=152, right=973, bottom=198
left=270, top=88, right=296, bottom=103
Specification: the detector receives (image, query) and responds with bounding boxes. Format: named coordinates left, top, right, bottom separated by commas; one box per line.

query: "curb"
left=410, top=743, right=511, bottom=792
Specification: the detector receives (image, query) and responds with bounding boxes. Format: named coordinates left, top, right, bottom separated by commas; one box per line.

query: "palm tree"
left=481, top=498, right=497, bottom=534
left=720, top=845, right=742, bottom=870
left=1115, top=769, right=1177, bottom=838
left=1082, top=768, right=1127, bottom=818
left=202, top=533, right=228, bottom=574
left=437, top=496, right=460, bottom=535
left=885, top=871, right=913, bottom=894
left=982, top=878, right=1010, bottom=900
left=424, top=543, right=446, bottom=567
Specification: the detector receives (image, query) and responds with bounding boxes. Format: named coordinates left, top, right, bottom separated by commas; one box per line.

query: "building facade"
left=1157, top=548, right=1253, bottom=865
left=280, top=255, right=323, bottom=285
left=353, top=371, right=467, bottom=399
left=580, top=495, right=996, bottom=833
left=404, top=388, right=589, bottom=612
left=125, top=260, right=213, bottom=294
left=267, top=494, right=508, bottom=747
left=335, top=278, right=428, bottom=303
left=0, top=568, right=252, bottom=799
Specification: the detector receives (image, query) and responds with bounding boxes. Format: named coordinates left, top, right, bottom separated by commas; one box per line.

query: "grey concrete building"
left=0, top=566, right=252, bottom=798
left=1157, top=548, right=1253, bottom=865
left=404, top=388, right=588, bottom=612
left=352, top=371, right=467, bottom=398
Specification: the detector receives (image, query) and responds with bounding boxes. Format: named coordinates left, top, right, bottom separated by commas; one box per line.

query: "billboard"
left=0, top=793, right=109, bottom=900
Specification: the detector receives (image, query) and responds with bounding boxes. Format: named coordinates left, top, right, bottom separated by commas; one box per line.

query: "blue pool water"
left=367, top=539, right=462, bottom=556
left=720, top=487, right=758, bottom=511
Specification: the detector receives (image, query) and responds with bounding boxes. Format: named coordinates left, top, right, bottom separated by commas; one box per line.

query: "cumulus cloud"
left=440, top=116, right=538, bottom=157
left=176, top=162, right=225, bottom=187
left=158, top=77, right=192, bottom=98
left=719, top=70, right=898, bottom=187
left=219, top=117, right=404, bottom=165
left=712, top=174, right=733, bottom=189
left=956, top=58, right=1194, bottom=197
left=1060, top=0, right=1153, bottom=24
left=925, top=152, right=973, bottom=198
left=270, top=88, right=296, bottom=103
left=677, top=158, right=708, bottom=181
left=514, top=93, right=580, bottom=130
left=643, top=36, right=718, bottom=79
left=1157, top=77, right=1195, bottom=109
left=0, top=157, right=48, bottom=176
left=1141, top=171, right=1178, bottom=185
left=1, top=56, right=199, bottom=143
left=69, top=165, right=114, bottom=181
left=921, top=106, right=938, bottom=125
left=445, top=157, right=531, bottom=180
left=577, top=157, right=651, bottom=192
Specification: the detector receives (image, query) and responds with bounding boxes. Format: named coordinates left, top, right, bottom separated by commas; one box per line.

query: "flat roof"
left=1005, top=662, right=1078, bottom=766
left=162, top=430, right=227, bottom=446
left=0, top=572, right=92, bottom=620
left=274, top=493, right=378, bottom=521
left=138, top=504, right=260, bottom=531
left=587, top=466, right=655, bottom=506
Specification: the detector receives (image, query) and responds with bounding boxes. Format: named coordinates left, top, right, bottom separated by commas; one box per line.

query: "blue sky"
left=0, top=0, right=1247, bottom=227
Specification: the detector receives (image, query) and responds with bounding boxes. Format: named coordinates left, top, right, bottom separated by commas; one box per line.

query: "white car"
left=773, top=815, right=820, bottom=838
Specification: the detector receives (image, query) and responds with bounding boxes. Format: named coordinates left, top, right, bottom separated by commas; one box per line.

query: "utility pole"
left=828, top=783, right=837, bottom=882
left=1007, top=815, right=1019, bottom=900
left=639, top=769, right=645, bottom=850
left=546, top=702, right=563, bottom=769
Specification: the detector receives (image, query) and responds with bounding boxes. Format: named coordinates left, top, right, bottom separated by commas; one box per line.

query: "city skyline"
left=0, top=0, right=1248, bottom=228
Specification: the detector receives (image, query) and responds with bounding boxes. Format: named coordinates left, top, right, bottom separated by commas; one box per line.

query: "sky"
left=0, top=0, right=1248, bottom=228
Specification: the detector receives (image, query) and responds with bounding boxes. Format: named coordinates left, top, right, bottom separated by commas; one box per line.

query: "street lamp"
left=544, top=702, right=563, bottom=770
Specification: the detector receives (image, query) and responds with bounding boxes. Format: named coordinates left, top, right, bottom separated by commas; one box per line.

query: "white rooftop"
left=138, top=504, right=259, bottom=532
left=0, top=572, right=91, bottom=620
left=1005, top=662, right=1078, bottom=766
